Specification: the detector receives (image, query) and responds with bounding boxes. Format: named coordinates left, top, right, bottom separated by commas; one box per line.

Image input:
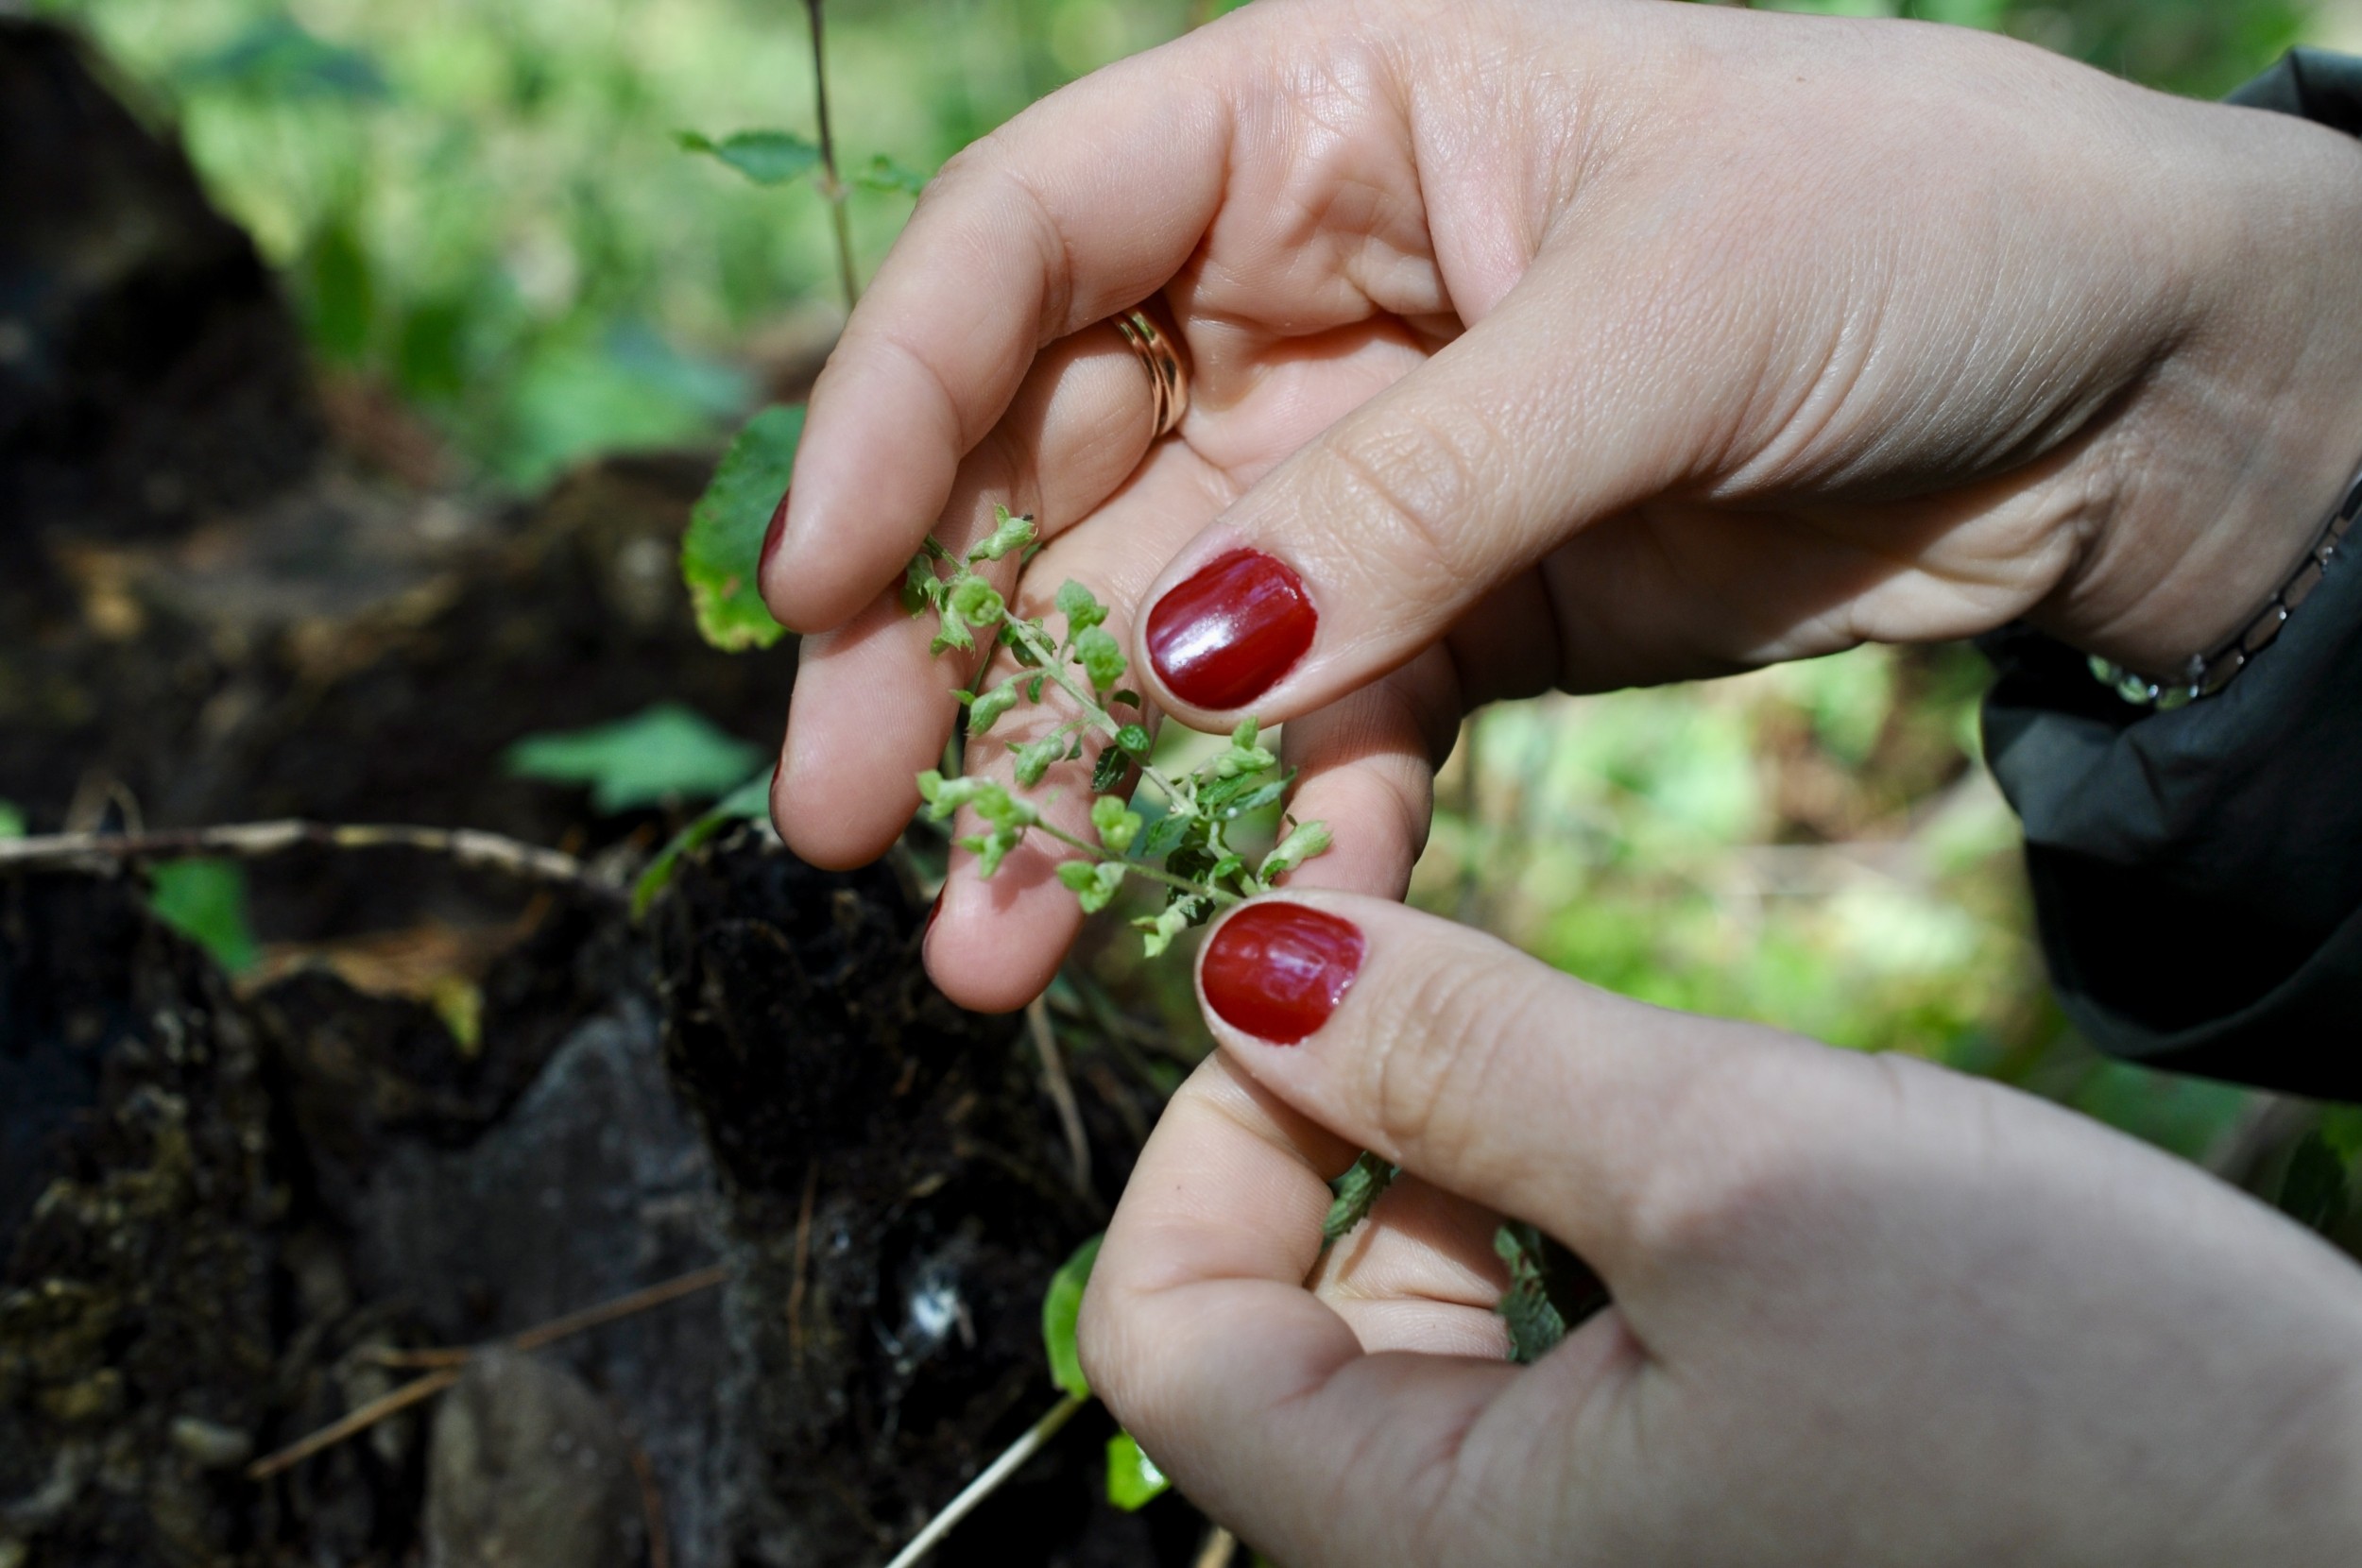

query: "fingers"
left=1192, top=890, right=1804, bottom=1281
left=761, top=43, right=1234, bottom=633
left=772, top=324, right=1167, bottom=871
left=919, top=440, right=1226, bottom=1012
left=1269, top=643, right=1463, bottom=901
left=1081, top=1053, right=1549, bottom=1568
left=1129, top=243, right=1767, bottom=726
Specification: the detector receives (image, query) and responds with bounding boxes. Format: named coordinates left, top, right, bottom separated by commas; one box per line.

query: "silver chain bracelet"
left=2090, top=469, right=2362, bottom=712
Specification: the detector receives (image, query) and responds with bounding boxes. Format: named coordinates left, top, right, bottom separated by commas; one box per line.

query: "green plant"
left=902, top=510, right=1330, bottom=955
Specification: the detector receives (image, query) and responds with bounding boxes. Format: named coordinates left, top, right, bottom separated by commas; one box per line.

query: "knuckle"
left=1360, top=949, right=1533, bottom=1175
left=1321, top=410, right=1498, bottom=584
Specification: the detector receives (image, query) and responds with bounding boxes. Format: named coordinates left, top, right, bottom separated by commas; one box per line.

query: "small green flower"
left=1074, top=625, right=1126, bottom=692
left=1090, top=794, right=1142, bottom=854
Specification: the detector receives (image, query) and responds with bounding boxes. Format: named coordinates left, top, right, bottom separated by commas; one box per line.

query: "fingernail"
left=1145, top=550, right=1316, bottom=710
left=1201, top=902, right=1364, bottom=1045
left=759, top=488, right=791, bottom=576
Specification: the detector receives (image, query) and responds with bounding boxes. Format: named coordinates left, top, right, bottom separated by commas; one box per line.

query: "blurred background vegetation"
left=31, top=0, right=2362, bottom=1165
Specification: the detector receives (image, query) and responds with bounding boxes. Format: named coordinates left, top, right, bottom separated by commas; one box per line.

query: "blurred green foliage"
left=148, top=860, right=262, bottom=976
left=40, top=0, right=2355, bottom=1182
left=42, top=0, right=2327, bottom=486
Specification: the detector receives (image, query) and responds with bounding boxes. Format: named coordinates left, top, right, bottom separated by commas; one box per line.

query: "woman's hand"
left=763, top=0, right=2362, bottom=1011
left=1079, top=894, right=2362, bottom=1566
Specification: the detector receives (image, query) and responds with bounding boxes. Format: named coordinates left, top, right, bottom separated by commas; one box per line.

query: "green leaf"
left=148, top=860, right=259, bottom=976
left=175, top=17, right=388, bottom=101
left=1104, top=1431, right=1171, bottom=1511
left=1138, top=810, right=1193, bottom=861
left=681, top=405, right=802, bottom=651
left=2320, top=1105, right=2362, bottom=1165
left=1090, top=742, right=1130, bottom=795
left=1493, top=1222, right=1611, bottom=1365
left=1322, top=1151, right=1398, bottom=1242
left=505, top=703, right=764, bottom=814
left=1041, top=1234, right=1104, bottom=1398
left=854, top=153, right=929, bottom=196
left=630, top=770, right=774, bottom=919
left=677, top=128, right=822, bottom=186
left=0, top=802, right=23, bottom=840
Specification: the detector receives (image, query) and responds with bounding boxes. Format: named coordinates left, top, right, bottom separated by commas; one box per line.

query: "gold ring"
left=1115, top=309, right=1190, bottom=439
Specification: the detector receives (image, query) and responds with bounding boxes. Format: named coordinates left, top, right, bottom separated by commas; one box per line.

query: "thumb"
left=1192, top=891, right=1803, bottom=1282
left=1133, top=251, right=1754, bottom=723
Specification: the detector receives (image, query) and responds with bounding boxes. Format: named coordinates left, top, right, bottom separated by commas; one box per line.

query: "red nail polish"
left=759, top=488, right=791, bottom=575
left=1145, top=550, right=1315, bottom=710
left=1201, top=902, right=1364, bottom=1045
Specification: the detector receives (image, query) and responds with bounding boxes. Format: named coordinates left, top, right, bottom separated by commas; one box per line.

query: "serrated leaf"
left=1090, top=743, right=1130, bottom=794
left=149, top=860, right=259, bottom=976
left=1104, top=1431, right=1171, bottom=1511
left=678, top=128, right=822, bottom=186
left=682, top=405, right=802, bottom=650
left=1041, top=1234, right=1104, bottom=1398
left=505, top=702, right=764, bottom=813
left=1493, top=1222, right=1611, bottom=1365
left=854, top=153, right=929, bottom=196
left=1138, top=810, right=1193, bottom=861
left=1322, top=1151, right=1397, bottom=1242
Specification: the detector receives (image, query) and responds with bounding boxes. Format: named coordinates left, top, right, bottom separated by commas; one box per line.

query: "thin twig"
left=509, top=1264, right=731, bottom=1353
left=0, top=821, right=618, bottom=904
left=247, top=1368, right=462, bottom=1480
left=625, top=1426, right=674, bottom=1568
left=881, top=1392, right=1087, bottom=1568
left=1027, top=997, right=1092, bottom=1197
left=247, top=1264, right=731, bottom=1481
left=1193, top=1525, right=1239, bottom=1568
left=803, top=0, right=861, bottom=311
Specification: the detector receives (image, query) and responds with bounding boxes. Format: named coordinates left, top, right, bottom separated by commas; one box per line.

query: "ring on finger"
left=1115, top=308, right=1190, bottom=440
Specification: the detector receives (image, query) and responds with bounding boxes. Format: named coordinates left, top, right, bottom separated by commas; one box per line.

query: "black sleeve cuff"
left=1977, top=50, right=2362, bottom=1102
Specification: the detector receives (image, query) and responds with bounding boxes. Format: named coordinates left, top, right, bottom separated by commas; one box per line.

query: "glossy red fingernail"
left=1145, top=550, right=1315, bottom=710
left=759, top=488, right=791, bottom=575
left=1201, top=903, right=1364, bottom=1045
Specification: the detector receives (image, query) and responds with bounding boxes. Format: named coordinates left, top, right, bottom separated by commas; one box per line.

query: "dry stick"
left=0, top=821, right=618, bottom=904
left=803, top=0, right=861, bottom=311
left=247, top=1368, right=462, bottom=1481
left=247, top=1264, right=731, bottom=1480
left=1193, top=1525, right=1240, bottom=1568
left=625, top=1429, right=675, bottom=1568
left=1026, top=996, right=1092, bottom=1197
left=881, top=1392, right=1088, bottom=1568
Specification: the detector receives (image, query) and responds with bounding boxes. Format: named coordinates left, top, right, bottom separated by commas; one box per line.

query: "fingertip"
left=919, top=861, right=1079, bottom=1014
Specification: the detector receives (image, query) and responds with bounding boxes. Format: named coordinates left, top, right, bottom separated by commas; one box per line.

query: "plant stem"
left=1000, top=616, right=1193, bottom=803
left=882, top=1392, right=1088, bottom=1568
left=802, top=0, right=860, bottom=311
left=1030, top=820, right=1240, bottom=906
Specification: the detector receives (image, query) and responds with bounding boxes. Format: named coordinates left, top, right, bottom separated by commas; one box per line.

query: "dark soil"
left=1, top=19, right=1205, bottom=1565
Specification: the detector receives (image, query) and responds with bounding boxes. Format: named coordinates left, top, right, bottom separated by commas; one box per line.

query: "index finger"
left=760, top=42, right=1234, bottom=633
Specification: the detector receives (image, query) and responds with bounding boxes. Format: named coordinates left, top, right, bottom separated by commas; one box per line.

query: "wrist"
left=2033, top=98, right=2362, bottom=674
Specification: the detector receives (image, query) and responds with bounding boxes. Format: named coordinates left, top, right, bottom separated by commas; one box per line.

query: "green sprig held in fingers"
left=903, top=507, right=1330, bottom=954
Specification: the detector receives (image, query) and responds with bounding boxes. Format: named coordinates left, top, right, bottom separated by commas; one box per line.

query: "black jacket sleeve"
left=1978, top=53, right=2362, bottom=1102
